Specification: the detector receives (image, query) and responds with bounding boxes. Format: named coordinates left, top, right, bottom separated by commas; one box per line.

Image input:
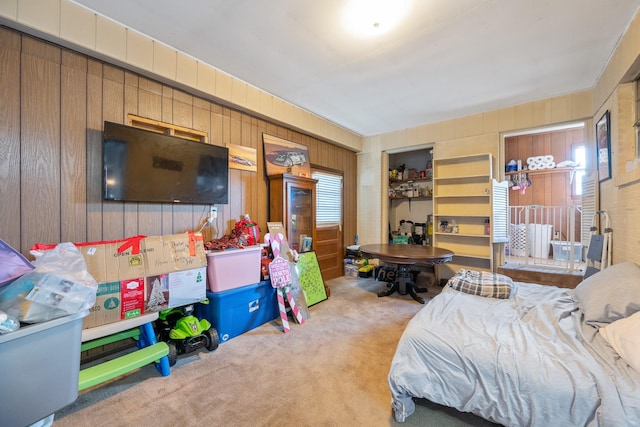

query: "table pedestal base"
left=377, top=264, right=426, bottom=304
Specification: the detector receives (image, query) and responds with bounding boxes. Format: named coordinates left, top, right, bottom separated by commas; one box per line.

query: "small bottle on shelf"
left=484, top=218, right=490, bottom=235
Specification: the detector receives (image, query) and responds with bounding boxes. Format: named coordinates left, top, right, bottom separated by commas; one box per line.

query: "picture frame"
left=262, top=133, right=311, bottom=177
left=301, top=236, right=313, bottom=253
left=596, top=110, right=611, bottom=182
left=227, top=143, right=257, bottom=172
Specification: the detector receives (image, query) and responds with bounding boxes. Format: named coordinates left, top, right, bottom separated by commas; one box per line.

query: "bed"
left=388, top=262, right=640, bottom=426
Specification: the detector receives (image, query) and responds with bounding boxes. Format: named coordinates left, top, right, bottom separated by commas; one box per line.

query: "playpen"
left=505, top=205, right=585, bottom=272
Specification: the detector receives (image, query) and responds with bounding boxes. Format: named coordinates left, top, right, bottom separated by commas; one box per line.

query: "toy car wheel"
left=204, top=329, right=219, bottom=351
left=167, top=342, right=178, bottom=366
left=155, top=322, right=170, bottom=343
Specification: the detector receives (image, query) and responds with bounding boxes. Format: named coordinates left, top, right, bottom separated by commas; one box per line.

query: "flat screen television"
left=103, top=121, right=229, bottom=204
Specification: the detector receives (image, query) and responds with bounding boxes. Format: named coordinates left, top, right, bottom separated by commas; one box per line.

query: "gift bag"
left=235, top=214, right=261, bottom=246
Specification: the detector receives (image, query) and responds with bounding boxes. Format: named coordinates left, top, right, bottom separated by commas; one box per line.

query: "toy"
left=155, top=303, right=219, bottom=366
left=264, top=232, right=305, bottom=333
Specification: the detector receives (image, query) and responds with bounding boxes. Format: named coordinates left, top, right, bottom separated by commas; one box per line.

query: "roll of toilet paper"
left=526, top=155, right=557, bottom=170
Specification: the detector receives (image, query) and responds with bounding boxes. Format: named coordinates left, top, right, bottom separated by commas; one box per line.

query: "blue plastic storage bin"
left=195, top=280, right=278, bottom=343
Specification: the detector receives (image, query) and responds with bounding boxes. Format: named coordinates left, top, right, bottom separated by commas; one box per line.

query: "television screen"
left=103, top=121, right=229, bottom=204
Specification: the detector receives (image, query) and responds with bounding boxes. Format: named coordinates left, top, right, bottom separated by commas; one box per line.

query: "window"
left=573, top=144, right=586, bottom=196
left=312, top=170, right=342, bottom=225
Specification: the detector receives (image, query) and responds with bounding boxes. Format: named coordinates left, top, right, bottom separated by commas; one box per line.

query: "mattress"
left=388, top=282, right=640, bottom=425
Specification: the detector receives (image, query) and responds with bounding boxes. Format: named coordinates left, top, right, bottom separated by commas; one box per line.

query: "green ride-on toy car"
left=155, top=303, right=219, bottom=366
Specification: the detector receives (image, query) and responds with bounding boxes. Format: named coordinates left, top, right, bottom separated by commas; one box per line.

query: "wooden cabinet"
left=269, top=174, right=318, bottom=252
left=432, top=154, right=508, bottom=271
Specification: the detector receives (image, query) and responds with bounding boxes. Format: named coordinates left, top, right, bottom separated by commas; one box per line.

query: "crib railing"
left=505, top=205, right=584, bottom=272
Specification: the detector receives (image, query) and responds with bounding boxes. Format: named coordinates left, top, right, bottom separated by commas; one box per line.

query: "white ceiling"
left=71, top=0, right=640, bottom=137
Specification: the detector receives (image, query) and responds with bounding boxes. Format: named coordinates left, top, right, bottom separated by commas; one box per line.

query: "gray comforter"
left=388, top=282, right=640, bottom=425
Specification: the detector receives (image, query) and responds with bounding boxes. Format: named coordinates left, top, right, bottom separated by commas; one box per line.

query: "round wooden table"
left=359, top=244, right=454, bottom=303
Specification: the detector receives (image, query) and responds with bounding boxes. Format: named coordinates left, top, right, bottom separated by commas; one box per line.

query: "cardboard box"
left=145, top=267, right=207, bottom=311
left=392, top=235, right=409, bottom=244
left=144, top=233, right=207, bottom=277
left=206, top=245, right=262, bottom=292
left=61, top=233, right=207, bottom=329
left=75, top=237, right=147, bottom=329
left=195, top=280, right=277, bottom=343
left=84, top=277, right=147, bottom=329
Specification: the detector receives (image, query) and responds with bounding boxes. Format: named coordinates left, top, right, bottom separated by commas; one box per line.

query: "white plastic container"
left=528, top=224, right=553, bottom=258
left=509, top=223, right=527, bottom=256
left=206, top=245, right=262, bottom=292
left=551, top=241, right=583, bottom=262
left=0, top=310, right=88, bottom=427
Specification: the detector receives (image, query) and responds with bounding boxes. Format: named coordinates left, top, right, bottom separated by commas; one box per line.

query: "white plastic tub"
left=206, top=245, right=262, bottom=292
left=551, top=241, right=583, bottom=262
left=0, top=310, right=88, bottom=427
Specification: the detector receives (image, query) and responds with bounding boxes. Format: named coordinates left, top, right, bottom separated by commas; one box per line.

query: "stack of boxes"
left=195, top=245, right=278, bottom=343
left=35, top=233, right=209, bottom=330
left=36, top=234, right=282, bottom=341
left=344, top=246, right=362, bottom=278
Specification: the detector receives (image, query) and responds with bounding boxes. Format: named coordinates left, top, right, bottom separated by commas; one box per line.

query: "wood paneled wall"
left=506, top=128, right=584, bottom=206
left=0, top=27, right=357, bottom=261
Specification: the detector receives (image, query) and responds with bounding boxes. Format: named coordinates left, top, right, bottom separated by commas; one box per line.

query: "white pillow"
left=574, top=262, right=640, bottom=326
left=599, top=310, right=640, bottom=374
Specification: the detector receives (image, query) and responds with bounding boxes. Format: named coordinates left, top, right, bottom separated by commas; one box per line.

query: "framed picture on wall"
left=227, top=143, right=257, bottom=172
left=262, top=133, right=311, bottom=177
left=596, top=110, right=611, bottom=182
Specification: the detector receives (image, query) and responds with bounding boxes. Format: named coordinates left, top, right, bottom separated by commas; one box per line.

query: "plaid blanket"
left=447, top=269, right=513, bottom=299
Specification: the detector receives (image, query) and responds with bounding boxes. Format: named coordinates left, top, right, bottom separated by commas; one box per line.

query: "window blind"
left=312, top=171, right=342, bottom=225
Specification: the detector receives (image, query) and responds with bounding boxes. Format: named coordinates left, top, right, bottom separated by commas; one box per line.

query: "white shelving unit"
left=432, top=153, right=507, bottom=272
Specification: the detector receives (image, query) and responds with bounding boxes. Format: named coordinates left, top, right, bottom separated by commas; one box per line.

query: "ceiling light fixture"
left=343, top=0, right=411, bottom=37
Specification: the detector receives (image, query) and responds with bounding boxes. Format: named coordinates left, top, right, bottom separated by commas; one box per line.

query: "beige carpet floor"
left=54, top=275, right=497, bottom=427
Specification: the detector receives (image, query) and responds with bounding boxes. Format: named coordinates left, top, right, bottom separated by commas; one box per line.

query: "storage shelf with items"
left=433, top=215, right=492, bottom=259
left=434, top=216, right=491, bottom=237
left=388, top=148, right=435, bottom=245
left=432, top=153, right=508, bottom=271
left=504, top=166, right=574, bottom=177
left=389, top=177, right=433, bottom=200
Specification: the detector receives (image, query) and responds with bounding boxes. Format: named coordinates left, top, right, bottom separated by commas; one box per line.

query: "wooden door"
left=316, top=224, right=343, bottom=280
